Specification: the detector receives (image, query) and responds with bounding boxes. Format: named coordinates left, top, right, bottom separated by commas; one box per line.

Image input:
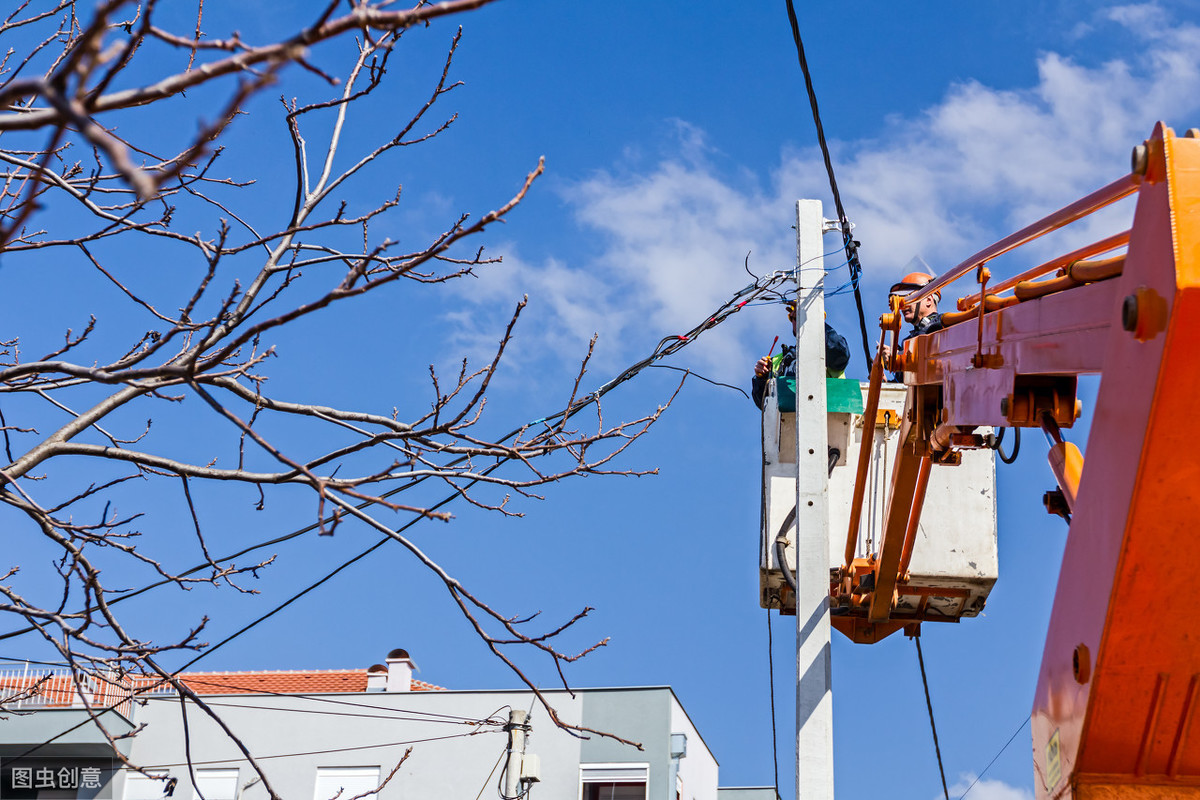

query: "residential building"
left=0, top=650, right=770, bottom=800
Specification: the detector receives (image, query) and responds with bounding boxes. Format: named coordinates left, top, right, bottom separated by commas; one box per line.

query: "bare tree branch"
left=0, top=0, right=680, bottom=780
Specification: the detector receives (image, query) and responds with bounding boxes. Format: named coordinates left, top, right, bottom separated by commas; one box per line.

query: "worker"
left=881, top=271, right=943, bottom=380
left=751, top=299, right=850, bottom=409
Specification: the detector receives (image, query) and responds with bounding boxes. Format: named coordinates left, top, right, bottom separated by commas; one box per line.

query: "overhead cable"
left=0, top=271, right=793, bottom=647
left=4, top=656, right=503, bottom=725
left=766, top=605, right=782, bottom=800
left=5, top=271, right=794, bottom=758
left=916, top=637, right=951, bottom=800
left=782, top=0, right=873, bottom=369
left=123, top=729, right=500, bottom=769
left=957, top=714, right=1031, bottom=800
left=171, top=272, right=792, bottom=668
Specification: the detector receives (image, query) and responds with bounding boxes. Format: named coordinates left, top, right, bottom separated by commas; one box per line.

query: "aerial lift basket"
left=759, top=378, right=998, bottom=634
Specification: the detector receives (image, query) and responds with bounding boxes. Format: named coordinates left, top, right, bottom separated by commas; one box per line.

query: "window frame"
left=312, top=766, right=382, bottom=800
left=578, top=763, right=650, bottom=800
left=123, top=771, right=172, bottom=800
left=192, top=768, right=240, bottom=800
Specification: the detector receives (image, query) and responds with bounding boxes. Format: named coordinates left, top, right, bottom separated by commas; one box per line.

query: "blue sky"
left=4, top=2, right=1200, bottom=799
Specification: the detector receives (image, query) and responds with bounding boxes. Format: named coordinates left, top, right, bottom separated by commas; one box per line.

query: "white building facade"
left=0, top=651, right=772, bottom=800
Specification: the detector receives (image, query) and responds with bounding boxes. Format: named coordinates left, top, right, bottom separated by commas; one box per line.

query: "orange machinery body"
left=871, top=123, right=1200, bottom=799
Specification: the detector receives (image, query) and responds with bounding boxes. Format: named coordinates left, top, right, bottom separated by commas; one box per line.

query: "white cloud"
left=946, top=774, right=1034, bottom=800
left=443, top=248, right=620, bottom=372
left=455, top=2, right=1200, bottom=385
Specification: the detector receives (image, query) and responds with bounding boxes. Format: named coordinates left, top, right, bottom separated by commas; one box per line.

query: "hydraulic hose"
left=774, top=450, right=839, bottom=597
left=775, top=505, right=799, bottom=596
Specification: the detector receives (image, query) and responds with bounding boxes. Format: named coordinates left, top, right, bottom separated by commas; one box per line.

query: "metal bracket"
left=822, top=218, right=853, bottom=233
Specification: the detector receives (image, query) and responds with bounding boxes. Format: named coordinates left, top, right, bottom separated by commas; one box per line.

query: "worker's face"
left=787, top=304, right=797, bottom=335
left=895, top=292, right=937, bottom=324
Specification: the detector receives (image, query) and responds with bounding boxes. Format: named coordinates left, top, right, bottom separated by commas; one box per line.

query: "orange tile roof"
left=410, top=679, right=442, bottom=691
left=0, top=667, right=445, bottom=708
left=177, top=669, right=444, bottom=695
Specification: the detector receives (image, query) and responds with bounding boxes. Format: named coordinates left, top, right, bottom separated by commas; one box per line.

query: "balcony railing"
left=0, top=662, right=171, bottom=719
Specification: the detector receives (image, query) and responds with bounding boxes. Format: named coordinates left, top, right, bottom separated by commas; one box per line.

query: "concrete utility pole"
left=793, top=199, right=835, bottom=799
left=503, top=709, right=529, bottom=798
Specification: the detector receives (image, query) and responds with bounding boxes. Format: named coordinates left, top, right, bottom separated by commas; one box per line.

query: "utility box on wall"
left=760, top=381, right=998, bottom=625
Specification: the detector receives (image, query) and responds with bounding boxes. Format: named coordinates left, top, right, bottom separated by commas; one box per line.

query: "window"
left=193, top=769, right=239, bottom=800
left=313, top=767, right=380, bottom=800
left=580, top=765, right=648, bottom=800
left=124, top=773, right=172, bottom=800
left=582, top=786, right=645, bottom=800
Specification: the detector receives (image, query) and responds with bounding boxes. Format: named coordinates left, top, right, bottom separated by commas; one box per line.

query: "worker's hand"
left=754, top=356, right=772, bottom=378
left=879, top=342, right=894, bottom=366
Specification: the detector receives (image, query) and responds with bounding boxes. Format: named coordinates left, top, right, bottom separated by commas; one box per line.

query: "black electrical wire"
left=171, top=276, right=792, bottom=672
left=957, top=714, right=1031, bottom=800
left=0, top=663, right=488, bottom=725
left=0, top=656, right=500, bottom=725
left=646, top=364, right=750, bottom=399
left=127, top=728, right=500, bottom=769
left=170, top=460, right=510, bottom=677
left=196, top=700, right=480, bottom=724
left=782, top=0, right=873, bottom=370
left=6, top=272, right=795, bottom=760
left=3, top=462, right=509, bottom=763
left=189, top=685, right=498, bottom=724
left=765, top=446, right=841, bottom=800
left=474, top=748, right=508, bottom=800
left=766, top=605, right=782, bottom=800
left=0, top=271, right=794, bottom=648
left=916, top=637, right=950, bottom=800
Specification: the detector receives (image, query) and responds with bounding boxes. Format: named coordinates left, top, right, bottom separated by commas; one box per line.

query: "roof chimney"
left=366, top=664, right=388, bottom=692
left=385, top=648, right=416, bottom=692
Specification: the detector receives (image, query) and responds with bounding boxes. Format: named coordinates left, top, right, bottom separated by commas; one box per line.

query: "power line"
left=126, top=729, right=501, bottom=769
left=177, top=694, right=500, bottom=727
left=172, top=699, right=473, bottom=725
left=474, top=747, right=507, bottom=800
left=0, top=271, right=792, bottom=648
left=169, top=273, right=790, bottom=671
left=915, top=637, right=950, bottom=800
left=0, top=656, right=497, bottom=725
left=4, top=271, right=793, bottom=760
left=174, top=679, right=492, bottom=723
left=766, top=604, right=782, bottom=800
left=957, top=715, right=1031, bottom=800
left=646, top=364, right=749, bottom=399
left=782, top=0, right=873, bottom=370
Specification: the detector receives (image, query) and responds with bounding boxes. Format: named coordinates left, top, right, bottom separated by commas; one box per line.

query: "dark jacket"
left=752, top=323, right=850, bottom=409
left=910, top=312, right=944, bottom=338
left=889, top=312, right=943, bottom=381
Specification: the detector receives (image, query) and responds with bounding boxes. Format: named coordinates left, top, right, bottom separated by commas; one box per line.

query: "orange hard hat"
left=889, top=271, right=938, bottom=297
left=889, top=272, right=933, bottom=293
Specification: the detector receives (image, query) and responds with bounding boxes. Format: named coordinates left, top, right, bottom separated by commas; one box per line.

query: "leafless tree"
left=0, top=0, right=671, bottom=787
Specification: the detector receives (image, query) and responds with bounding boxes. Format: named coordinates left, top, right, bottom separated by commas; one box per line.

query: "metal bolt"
left=999, top=397, right=1009, bottom=417
left=1122, top=293, right=1139, bottom=332
left=1073, top=644, right=1091, bottom=684
left=1131, top=143, right=1149, bottom=176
